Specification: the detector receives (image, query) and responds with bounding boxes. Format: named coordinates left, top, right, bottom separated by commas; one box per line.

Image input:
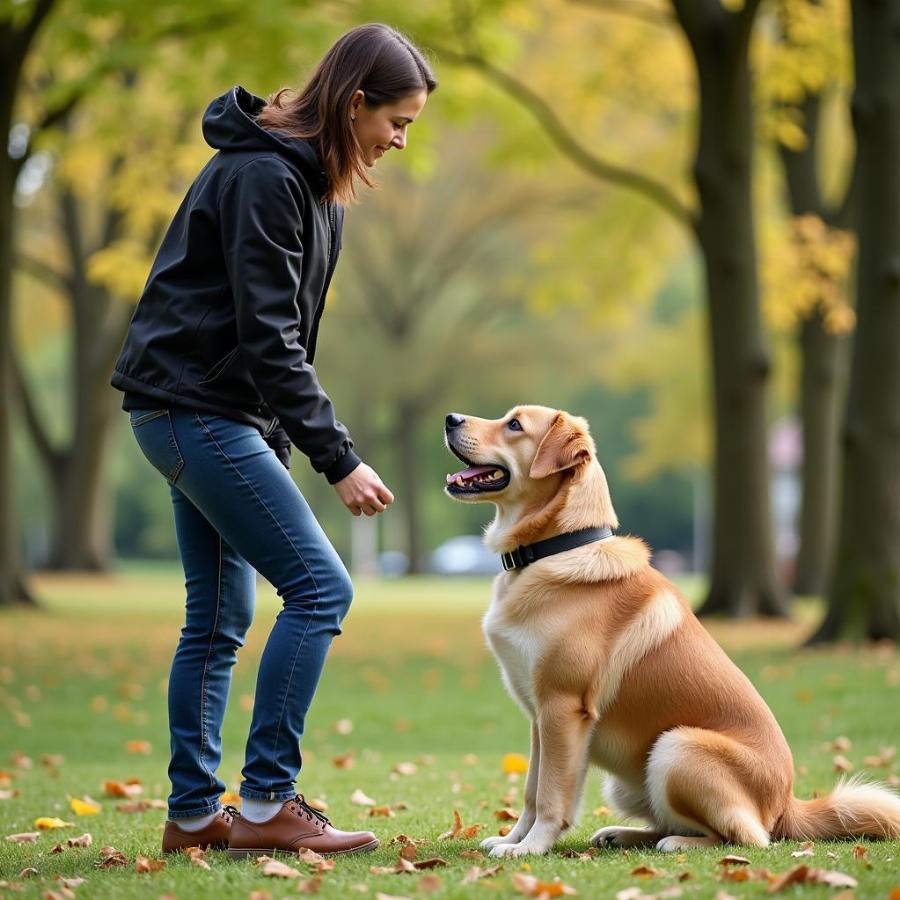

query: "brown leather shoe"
left=162, top=806, right=235, bottom=853
left=228, top=795, right=379, bottom=858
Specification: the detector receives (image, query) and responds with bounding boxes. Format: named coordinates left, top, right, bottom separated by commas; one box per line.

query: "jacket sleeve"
left=218, top=158, right=361, bottom=483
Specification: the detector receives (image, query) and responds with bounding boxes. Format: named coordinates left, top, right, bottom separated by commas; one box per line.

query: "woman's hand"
left=333, top=463, right=395, bottom=516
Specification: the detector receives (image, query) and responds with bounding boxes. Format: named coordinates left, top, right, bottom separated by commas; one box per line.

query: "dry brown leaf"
left=460, top=850, right=484, bottom=860
left=438, top=809, right=482, bottom=840
left=41, top=753, right=64, bottom=768
left=10, top=752, right=32, bottom=769
left=851, top=845, right=868, bottom=860
left=0, top=789, right=19, bottom=800
left=790, top=841, right=814, bottom=857
left=498, top=825, right=511, bottom=837
left=306, top=797, right=328, bottom=812
left=333, top=718, right=354, bottom=734
left=56, top=878, right=85, bottom=889
left=389, top=833, right=428, bottom=846
left=67, top=833, right=92, bottom=848
left=833, top=736, right=852, bottom=752
left=125, top=740, right=152, bottom=755
left=718, top=854, right=751, bottom=866
left=368, top=805, right=395, bottom=817
left=351, top=788, right=376, bottom=806
left=392, top=762, right=417, bottom=776
left=593, top=806, right=612, bottom=816
left=103, top=780, right=142, bottom=798
left=399, top=841, right=417, bottom=861
left=298, top=848, right=326, bottom=865
left=249, top=893, right=271, bottom=900
left=511, top=872, right=578, bottom=896
left=116, top=799, right=166, bottom=812
left=297, top=875, right=323, bottom=893
left=18, top=868, right=38, bottom=878
left=96, top=845, right=128, bottom=868
left=560, top=848, right=597, bottom=860
left=462, top=864, right=503, bottom=883
left=833, top=754, right=854, bottom=773
left=5, top=832, right=39, bottom=843
left=631, top=864, right=665, bottom=877
left=495, top=808, right=520, bottom=821
left=887, top=888, right=900, bottom=900
left=413, top=858, right=448, bottom=870
left=260, top=857, right=301, bottom=878
left=332, top=752, right=355, bottom=770
left=417, top=873, right=442, bottom=893
left=42, top=889, right=76, bottom=900
left=135, top=855, right=166, bottom=873
left=767, top=864, right=857, bottom=893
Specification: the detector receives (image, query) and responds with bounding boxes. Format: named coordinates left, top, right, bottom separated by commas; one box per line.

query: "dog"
left=443, top=405, right=900, bottom=857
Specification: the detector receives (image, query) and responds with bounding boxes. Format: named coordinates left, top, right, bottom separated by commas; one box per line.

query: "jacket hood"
left=202, top=86, right=329, bottom=194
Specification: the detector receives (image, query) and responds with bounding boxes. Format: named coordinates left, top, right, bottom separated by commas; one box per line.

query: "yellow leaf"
left=70, top=797, right=101, bottom=816
left=34, top=817, right=75, bottom=830
left=502, top=753, right=529, bottom=774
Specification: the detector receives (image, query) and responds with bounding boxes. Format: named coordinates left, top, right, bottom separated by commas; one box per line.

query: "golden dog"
left=443, top=405, right=900, bottom=857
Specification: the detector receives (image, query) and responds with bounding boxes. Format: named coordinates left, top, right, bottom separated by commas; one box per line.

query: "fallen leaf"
left=511, top=872, right=577, bottom=896
left=219, top=790, right=240, bottom=805
left=392, top=762, right=417, bottom=777
left=767, top=864, right=858, bottom=893
left=260, top=857, right=301, bottom=878
left=333, top=752, right=355, bottom=770
left=502, top=753, right=529, bottom=775
left=307, top=797, right=328, bottom=812
left=187, top=846, right=210, bottom=869
left=400, top=841, right=417, bottom=861
left=18, top=868, right=39, bottom=879
left=833, top=755, right=854, bottom=773
left=334, top=718, right=354, bottom=734
left=851, top=845, right=868, bottom=860
left=417, top=873, right=442, bottom=893
left=41, top=753, right=64, bottom=768
left=593, top=806, right=611, bottom=816
left=70, top=797, right=101, bottom=816
left=56, top=877, right=86, bottom=888
left=438, top=809, right=483, bottom=840
left=96, top=845, right=128, bottom=868
left=34, top=817, right=75, bottom=830
left=5, top=832, right=39, bottom=843
left=135, top=855, right=166, bottom=873
left=298, top=848, right=326, bottom=865
left=351, top=788, right=376, bottom=806
left=718, top=855, right=751, bottom=866
left=10, top=752, right=32, bottom=769
left=368, top=805, right=395, bottom=817
left=631, top=864, right=665, bottom=877
left=116, top=799, right=166, bottom=812
left=463, top=864, right=504, bottom=883
left=103, top=780, right=142, bottom=798
left=791, top=841, right=814, bottom=857
left=297, top=875, right=323, bottom=893
left=125, top=740, right=152, bottom=755
left=374, top=894, right=412, bottom=900
left=414, top=858, right=448, bottom=870
left=832, top=736, right=852, bottom=752
left=495, top=808, right=519, bottom=821
left=67, top=833, right=93, bottom=848
left=249, top=893, right=271, bottom=900
left=0, top=789, right=19, bottom=800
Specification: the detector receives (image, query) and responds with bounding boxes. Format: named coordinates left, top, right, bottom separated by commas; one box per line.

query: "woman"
left=110, top=23, right=435, bottom=857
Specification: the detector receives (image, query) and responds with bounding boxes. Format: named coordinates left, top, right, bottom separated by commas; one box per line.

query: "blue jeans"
left=128, top=406, right=354, bottom=819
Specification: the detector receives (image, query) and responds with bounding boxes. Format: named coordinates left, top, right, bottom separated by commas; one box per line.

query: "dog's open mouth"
left=445, top=446, right=510, bottom=495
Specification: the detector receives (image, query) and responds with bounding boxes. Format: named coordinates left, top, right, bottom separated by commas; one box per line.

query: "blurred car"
left=430, top=535, right=502, bottom=576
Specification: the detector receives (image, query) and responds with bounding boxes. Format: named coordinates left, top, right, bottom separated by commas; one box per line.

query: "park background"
left=1, top=0, right=899, bottom=897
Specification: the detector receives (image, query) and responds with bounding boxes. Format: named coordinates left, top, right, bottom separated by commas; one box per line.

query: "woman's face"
left=349, top=89, right=428, bottom=167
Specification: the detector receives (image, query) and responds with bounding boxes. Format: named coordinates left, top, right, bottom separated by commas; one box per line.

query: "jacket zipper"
left=307, top=202, right=339, bottom=362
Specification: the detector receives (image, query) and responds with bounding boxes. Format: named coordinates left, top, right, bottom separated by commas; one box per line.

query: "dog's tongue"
left=446, top=465, right=496, bottom=483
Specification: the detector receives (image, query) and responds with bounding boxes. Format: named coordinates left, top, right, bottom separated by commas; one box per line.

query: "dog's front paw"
left=488, top=839, right=550, bottom=858
left=480, top=835, right=509, bottom=850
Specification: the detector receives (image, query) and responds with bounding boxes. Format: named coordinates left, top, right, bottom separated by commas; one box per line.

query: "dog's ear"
left=529, top=413, right=593, bottom=479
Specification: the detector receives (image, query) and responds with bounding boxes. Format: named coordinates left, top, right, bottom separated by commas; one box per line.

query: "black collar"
left=500, top=526, right=615, bottom=572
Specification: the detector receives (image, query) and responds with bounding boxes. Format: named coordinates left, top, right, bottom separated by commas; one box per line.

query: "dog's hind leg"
left=646, top=728, right=772, bottom=850
left=481, top=720, right=540, bottom=850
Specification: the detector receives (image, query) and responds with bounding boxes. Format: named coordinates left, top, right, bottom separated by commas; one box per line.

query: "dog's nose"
left=445, top=413, right=466, bottom=431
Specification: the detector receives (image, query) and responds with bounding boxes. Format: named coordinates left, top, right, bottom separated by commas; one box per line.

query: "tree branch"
left=431, top=44, right=694, bottom=228
left=10, top=350, right=62, bottom=470
left=13, top=250, right=72, bottom=293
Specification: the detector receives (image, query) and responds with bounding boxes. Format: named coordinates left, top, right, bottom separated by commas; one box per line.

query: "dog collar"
left=500, top=526, right=615, bottom=572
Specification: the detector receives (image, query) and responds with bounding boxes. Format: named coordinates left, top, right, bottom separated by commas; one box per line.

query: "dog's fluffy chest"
left=482, top=580, right=546, bottom=716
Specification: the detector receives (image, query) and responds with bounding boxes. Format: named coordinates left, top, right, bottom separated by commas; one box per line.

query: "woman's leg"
left=160, top=408, right=354, bottom=803
left=167, top=487, right=256, bottom=818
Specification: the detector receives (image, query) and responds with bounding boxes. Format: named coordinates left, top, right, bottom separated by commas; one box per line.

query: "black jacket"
left=111, top=86, right=361, bottom=484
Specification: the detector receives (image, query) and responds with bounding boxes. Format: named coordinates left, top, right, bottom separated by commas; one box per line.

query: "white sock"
left=173, top=809, right=219, bottom=831
left=241, top=798, right=283, bottom=823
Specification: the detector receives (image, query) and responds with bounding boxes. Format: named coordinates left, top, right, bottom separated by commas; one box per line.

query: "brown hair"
left=256, top=23, right=436, bottom=204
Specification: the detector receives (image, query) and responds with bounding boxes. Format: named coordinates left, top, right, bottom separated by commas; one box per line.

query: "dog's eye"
left=507, top=418, right=523, bottom=432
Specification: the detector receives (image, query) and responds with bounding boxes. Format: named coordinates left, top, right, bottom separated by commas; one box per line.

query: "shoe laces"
left=292, top=794, right=331, bottom=826
left=222, top=805, right=240, bottom=822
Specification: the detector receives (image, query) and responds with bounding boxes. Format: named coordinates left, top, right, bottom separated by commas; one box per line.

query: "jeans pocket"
left=130, top=409, right=185, bottom=484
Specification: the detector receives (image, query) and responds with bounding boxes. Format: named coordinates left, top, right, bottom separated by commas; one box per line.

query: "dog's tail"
left=773, top=776, right=900, bottom=841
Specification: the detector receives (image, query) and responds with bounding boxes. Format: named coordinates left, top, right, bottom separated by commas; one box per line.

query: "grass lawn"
left=1, top=567, right=898, bottom=898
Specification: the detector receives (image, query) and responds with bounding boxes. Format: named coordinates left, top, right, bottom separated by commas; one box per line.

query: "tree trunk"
left=674, top=1, right=788, bottom=618
left=396, top=403, right=424, bottom=574
left=794, top=314, right=845, bottom=594
left=809, top=0, right=900, bottom=642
